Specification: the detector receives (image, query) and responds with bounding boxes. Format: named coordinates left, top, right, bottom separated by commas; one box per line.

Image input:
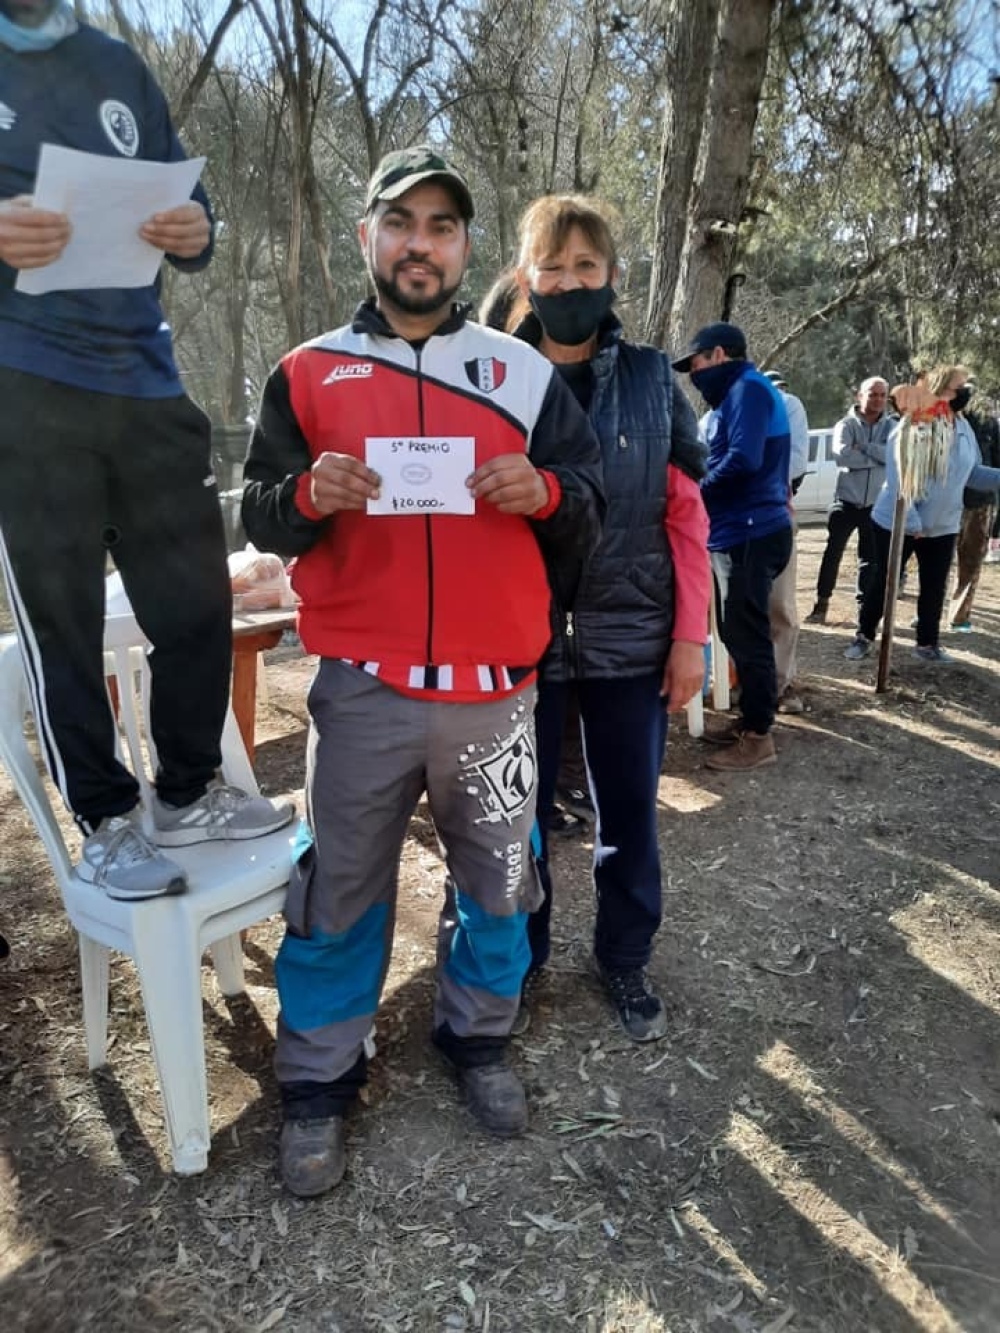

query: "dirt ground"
left=1, top=525, right=999, bottom=1333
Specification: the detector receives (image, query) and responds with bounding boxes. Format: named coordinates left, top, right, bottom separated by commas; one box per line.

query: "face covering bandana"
left=529, top=284, right=615, bottom=347
left=950, top=385, right=972, bottom=414
left=0, top=2, right=77, bottom=52
left=690, top=361, right=742, bottom=409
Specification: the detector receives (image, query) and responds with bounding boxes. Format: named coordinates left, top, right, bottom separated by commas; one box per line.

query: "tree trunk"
left=644, top=0, right=720, bottom=347
left=654, top=0, right=775, bottom=355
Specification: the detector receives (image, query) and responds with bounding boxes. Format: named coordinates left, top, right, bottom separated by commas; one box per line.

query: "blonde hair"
left=926, top=364, right=968, bottom=396
left=508, top=195, right=620, bottom=330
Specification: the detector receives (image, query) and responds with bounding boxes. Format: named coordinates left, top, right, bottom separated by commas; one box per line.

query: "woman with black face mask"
left=500, top=195, right=711, bottom=1043
left=846, top=365, right=1000, bottom=664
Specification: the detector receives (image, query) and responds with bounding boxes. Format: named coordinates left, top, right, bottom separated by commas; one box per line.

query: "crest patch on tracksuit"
left=465, top=357, right=507, bottom=393
left=99, top=101, right=139, bottom=156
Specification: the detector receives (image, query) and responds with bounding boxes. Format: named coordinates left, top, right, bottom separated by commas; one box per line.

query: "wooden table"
left=231, top=608, right=298, bottom=762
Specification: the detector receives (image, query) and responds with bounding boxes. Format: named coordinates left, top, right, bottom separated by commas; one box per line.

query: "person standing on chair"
left=242, top=147, right=604, bottom=1197
left=0, top=1, right=293, bottom=904
left=806, top=377, right=891, bottom=623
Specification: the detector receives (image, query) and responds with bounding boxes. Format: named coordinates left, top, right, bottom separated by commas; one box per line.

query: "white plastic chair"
left=0, top=623, right=294, bottom=1175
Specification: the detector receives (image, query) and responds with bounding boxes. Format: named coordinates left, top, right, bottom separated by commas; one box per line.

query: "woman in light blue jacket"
left=845, top=365, right=1000, bottom=663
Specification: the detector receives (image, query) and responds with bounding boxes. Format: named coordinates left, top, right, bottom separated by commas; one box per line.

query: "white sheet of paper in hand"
left=16, top=144, right=206, bottom=295
left=365, top=436, right=476, bottom=516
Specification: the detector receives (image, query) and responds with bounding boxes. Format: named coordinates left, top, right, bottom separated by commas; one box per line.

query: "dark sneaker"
left=456, top=1063, right=528, bottom=1137
left=701, top=715, right=745, bottom=746
left=597, top=963, right=668, bottom=1043
left=546, top=804, right=586, bottom=837
left=510, top=969, right=541, bottom=1037
left=279, top=1116, right=347, bottom=1197
left=78, top=813, right=188, bottom=900
left=555, top=784, right=595, bottom=823
left=705, top=730, right=776, bottom=772
left=804, top=599, right=829, bottom=624
left=153, top=784, right=294, bottom=847
left=844, top=633, right=872, bottom=661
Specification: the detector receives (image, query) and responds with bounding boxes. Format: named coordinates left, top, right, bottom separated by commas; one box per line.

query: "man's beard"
left=372, top=264, right=462, bottom=317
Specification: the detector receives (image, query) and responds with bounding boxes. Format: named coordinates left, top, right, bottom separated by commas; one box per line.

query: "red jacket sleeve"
left=665, top=463, right=711, bottom=644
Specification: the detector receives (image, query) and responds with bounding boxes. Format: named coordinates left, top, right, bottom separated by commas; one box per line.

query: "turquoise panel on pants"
left=276, top=902, right=389, bottom=1033
left=444, top=889, right=529, bottom=999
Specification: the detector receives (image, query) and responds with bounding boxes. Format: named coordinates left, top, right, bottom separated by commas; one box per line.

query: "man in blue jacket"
left=674, top=323, right=792, bottom=770
left=0, top=0, right=291, bottom=901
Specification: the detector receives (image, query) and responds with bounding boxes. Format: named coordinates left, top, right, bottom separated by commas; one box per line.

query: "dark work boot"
left=279, top=1116, right=347, bottom=1197
left=805, top=598, right=829, bottom=624
left=456, top=1062, right=528, bottom=1137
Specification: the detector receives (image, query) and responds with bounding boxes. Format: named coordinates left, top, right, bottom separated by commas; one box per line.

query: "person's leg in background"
left=554, top=687, right=593, bottom=825
left=708, top=527, right=791, bottom=769
left=578, top=672, right=668, bottom=1041
left=770, top=518, right=802, bottom=712
left=949, top=505, right=992, bottom=629
left=809, top=503, right=858, bottom=622
left=913, top=533, right=958, bottom=656
left=846, top=523, right=916, bottom=658
left=855, top=506, right=878, bottom=608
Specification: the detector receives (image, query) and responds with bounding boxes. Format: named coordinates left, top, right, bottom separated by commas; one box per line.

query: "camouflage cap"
left=365, top=144, right=475, bottom=221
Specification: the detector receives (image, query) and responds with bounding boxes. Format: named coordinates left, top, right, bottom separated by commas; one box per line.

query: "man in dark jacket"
left=674, top=323, right=792, bottom=771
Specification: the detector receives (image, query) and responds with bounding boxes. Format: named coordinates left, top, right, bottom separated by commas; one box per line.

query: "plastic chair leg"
left=131, top=909, right=210, bottom=1175
left=685, top=691, right=704, bottom=738
left=210, top=932, right=246, bottom=998
left=79, top=934, right=110, bottom=1070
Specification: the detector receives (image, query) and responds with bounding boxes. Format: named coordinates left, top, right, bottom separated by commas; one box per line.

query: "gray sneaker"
left=78, top=813, right=188, bottom=900
left=152, top=784, right=294, bottom=847
left=844, top=634, right=872, bottom=661
left=912, top=645, right=954, bottom=664
left=279, top=1116, right=347, bottom=1197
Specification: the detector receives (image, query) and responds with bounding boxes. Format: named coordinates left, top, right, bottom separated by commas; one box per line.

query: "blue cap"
left=672, top=322, right=748, bottom=373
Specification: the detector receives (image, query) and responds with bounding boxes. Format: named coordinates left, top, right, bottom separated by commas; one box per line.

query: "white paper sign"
left=16, top=144, right=206, bottom=295
left=365, top=436, right=476, bottom=516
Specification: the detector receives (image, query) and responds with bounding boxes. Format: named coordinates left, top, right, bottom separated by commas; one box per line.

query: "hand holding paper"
left=15, top=144, right=206, bottom=295
left=139, top=200, right=211, bottom=259
left=0, top=195, right=71, bottom=270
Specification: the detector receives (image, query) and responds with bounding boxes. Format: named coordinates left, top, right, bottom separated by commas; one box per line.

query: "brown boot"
left=705, top=731, right=776, bottom=771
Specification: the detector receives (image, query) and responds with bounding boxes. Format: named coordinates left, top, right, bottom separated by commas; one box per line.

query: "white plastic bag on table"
left=227, top=544, right=296, bottom=613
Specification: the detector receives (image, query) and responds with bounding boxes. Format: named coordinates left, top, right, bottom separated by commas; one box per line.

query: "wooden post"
left=875, top=493, right=908, bottom=693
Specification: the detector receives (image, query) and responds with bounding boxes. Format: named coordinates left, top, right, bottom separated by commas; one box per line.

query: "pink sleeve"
left=665, top=464, right=711, bottom=644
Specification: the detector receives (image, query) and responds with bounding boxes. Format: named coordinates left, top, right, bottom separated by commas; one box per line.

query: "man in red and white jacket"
left=242, top=145, right=604, bottom=1197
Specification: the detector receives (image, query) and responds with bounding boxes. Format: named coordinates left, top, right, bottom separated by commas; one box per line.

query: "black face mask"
left=950, top=385, right=972, bottom=413
left=529, top=285, right=615, bottom=347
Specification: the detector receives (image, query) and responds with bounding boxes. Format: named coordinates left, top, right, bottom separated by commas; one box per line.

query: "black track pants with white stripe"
left=0, top=368, right=233, bottom=833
